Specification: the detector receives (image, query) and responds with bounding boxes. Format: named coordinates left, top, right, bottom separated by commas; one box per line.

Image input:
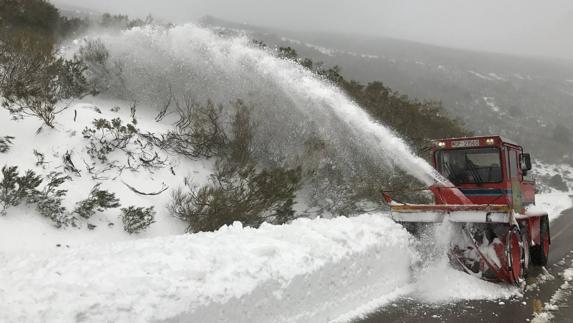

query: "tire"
left=531, top=217, right=550, bottom=266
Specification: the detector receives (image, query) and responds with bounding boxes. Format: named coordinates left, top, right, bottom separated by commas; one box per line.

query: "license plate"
left=451, top=139, right=480, bottom=148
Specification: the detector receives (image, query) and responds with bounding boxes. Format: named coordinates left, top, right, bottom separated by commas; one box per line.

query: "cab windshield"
left=435, top=148, right=502, bottom=184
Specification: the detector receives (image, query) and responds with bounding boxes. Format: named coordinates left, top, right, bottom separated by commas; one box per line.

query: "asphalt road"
left=357, top=203, right=573, bottom=323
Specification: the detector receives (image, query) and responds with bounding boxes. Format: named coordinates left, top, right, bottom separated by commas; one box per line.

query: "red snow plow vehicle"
left=385, top=136, right=549, bottom=288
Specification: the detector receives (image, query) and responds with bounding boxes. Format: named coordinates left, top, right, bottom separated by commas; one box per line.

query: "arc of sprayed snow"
left=122, top=180, right=169, bottom=196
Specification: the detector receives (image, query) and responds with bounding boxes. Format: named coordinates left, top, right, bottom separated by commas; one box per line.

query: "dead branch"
left=122, top=181, right=169, bottom=196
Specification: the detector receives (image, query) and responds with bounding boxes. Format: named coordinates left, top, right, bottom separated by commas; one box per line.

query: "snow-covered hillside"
left=0, top=99, right=213, bottom=252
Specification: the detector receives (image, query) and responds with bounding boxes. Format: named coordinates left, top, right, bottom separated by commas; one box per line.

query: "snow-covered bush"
left=0, top=136, right=14, bottom=153
left=168, top=101, right=301, bottom=233
left=74, top=184, right=120, bottom=219
left=0, top=32, right=91, bottom=128
left=161, top=99, right=227, bottom=158
left=0, top=166, right=74, bottom=226
left=169, top=160, right=301, bottom=233
left=75, top=39, right=126, bottom=96
left=27, top=172, right=74, bottom=227
left=0, top=166, right=42, bottom=216
left=82, top=117, right=137, bottom=162
left=121, top=206, right=155, bottom=234
left=82, top=116, right=167, bottom=172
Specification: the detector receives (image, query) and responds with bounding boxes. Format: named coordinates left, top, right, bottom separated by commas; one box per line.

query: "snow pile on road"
left=412, top=258, right=517, bottom=302
left=0, top=213, right=416, bottom=323
left=529, top=161, right=573, bottom=221
left=533, top=191, right=573, bottom=221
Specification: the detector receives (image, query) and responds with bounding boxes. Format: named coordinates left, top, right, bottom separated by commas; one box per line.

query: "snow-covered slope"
left=0, top=99, right=212, bottom=252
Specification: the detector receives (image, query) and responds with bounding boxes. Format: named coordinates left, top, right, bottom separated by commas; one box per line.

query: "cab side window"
left=508, top=149, right=521, bottom=180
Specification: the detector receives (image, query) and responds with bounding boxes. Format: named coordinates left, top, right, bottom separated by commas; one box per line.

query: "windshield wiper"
left=443, top=161, right=461, bottom=184
left=465, top=155, right=483, bottom=184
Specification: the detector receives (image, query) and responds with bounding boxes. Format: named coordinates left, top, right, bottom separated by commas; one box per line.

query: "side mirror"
left=520, top=153, right=532, bottom=175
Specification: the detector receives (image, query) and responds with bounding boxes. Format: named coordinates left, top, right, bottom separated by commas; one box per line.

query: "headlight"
left=437, top=141, right=446, bottom=148
left=485, top=138, right=495, bottom=145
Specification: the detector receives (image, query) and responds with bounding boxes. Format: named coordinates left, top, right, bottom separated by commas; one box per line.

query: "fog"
left=51, top=0, right=573, bottom=60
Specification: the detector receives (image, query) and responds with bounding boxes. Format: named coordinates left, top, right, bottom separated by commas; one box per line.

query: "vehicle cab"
left=431, top=136, right=534, bottom=213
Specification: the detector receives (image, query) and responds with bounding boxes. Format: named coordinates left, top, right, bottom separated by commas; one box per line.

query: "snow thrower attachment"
left=386, top=136, right=550, bottom=288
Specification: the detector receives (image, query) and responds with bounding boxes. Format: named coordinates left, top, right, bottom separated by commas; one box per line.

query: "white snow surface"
left=530, top=191, right=573, bottom=221
left=0, top=214, right=415, bottom=323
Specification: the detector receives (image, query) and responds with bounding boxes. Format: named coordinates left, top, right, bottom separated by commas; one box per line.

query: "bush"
left=74, top=184, right=120, bottom=219
left=0, top=165, right=42, bottom=216
left=0, top=166, right=74, bottom=226
left=0, top=31, right=91, bottom=128
left=0, top=0, right=92, bottom=128
left=75, top=39, right=126, bottom=95
left=0, top=136, right=14, bottom=153
left=121, top=206, right=155, bottom=234
left=82, top=117, right=137, bottom=162
left=27, top=172, right=73, bottom=227
left=162, top=99, right=227, bottom=158
left=169, top=160, right=301, bottom=233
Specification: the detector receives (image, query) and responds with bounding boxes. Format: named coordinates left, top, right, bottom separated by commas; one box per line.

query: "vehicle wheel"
left=506, top=226, right=526, bottom=287
left=531, top=217, right=550, bottom=266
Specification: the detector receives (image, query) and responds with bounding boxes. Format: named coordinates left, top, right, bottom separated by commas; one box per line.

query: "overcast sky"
left=51, top=0, right=573, bottom=60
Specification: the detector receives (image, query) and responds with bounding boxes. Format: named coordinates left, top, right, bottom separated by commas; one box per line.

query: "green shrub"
left=0, top=166, right=74, bottom=226
left=0, top=136, right=14, bottom=153
left=27, top=172, right=73, bottom=227
left=0, top=0, right=92, bottom=128
left=169, top=160, right=301, bottom=233
left=74, top=184, right=120, bottom=219
left=162, top=99, right=227, bottom=158
left=121, top=206, right=155, bottom=234
left=0, top=32, right=91, bottom=128
left=0, top=165, right=42, bottom=216
left=82, top=117, right=137, bottom=162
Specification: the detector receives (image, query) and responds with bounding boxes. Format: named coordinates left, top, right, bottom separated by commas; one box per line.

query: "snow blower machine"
left=384, top=136, right=550, bottom=288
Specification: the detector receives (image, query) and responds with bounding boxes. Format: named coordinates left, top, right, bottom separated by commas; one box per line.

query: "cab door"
left=506, top=147, right=522, bottom=212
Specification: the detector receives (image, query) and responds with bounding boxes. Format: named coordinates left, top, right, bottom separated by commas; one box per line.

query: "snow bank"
left=0, top=213, right=415, bottom=323
left=530, top=191, right=573, bottom=221
left=411, top=259, right=517, bottom=302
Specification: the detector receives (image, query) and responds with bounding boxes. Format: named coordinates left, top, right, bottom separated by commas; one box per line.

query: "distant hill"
left=199, top=16, right=573, bottom=165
